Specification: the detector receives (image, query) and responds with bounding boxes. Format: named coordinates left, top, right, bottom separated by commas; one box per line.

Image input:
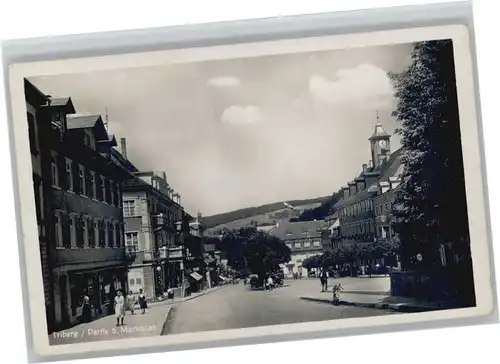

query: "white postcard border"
left=7, top=24, right=494, bottom=358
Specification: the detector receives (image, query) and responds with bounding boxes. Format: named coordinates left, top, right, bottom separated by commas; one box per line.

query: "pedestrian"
left=126, top=290, right=136, bottom=315
left=167, top=287, right=174, bottom=303
left=81, top=292, right=92, bottom=323
left=114, top=290, right=125, bottom=326
left=266, top=276, right=274, bottom=291
left=320, top=269, right=328, bottom=292
left=138, top=288, right=148, bottom=314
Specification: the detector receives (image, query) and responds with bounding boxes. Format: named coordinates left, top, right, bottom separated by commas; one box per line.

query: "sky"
left=30, top=42, right=414, bottom=216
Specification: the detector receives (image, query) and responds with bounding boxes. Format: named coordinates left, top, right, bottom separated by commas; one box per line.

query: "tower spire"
left=376, top=109, right=380, bottom=125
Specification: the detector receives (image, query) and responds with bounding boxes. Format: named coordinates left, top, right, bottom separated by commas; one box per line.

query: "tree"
left=302, top=255, right=322, bottom=270
left=245, top=231, right=291, bottom=278
left=217, top=226, right=291, bottom=281
left=389, top=40, right=474, bottom=305
left=389, top=40, right=471, bottom=266
left=216, top=229, right=248, bottom=271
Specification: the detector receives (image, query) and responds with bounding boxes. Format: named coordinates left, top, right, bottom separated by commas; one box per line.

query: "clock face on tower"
left=378, top=140, right=387, bottom=149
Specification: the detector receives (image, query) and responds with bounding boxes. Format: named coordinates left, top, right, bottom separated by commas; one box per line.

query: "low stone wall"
left=390, top=269, right=455, bottom=302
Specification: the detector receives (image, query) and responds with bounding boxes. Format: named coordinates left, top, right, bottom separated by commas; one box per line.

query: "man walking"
left=320, top=269, right=329, bottom=292
left=126, top=290, right=136, bottom=315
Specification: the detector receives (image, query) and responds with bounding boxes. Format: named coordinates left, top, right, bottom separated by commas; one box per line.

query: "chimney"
left=162, top=171, right=167, bottom=182
left=342, top=187, right=349, bottom=200
left=379, top=181, right=390, bottom=194
left=355, top=178, right=366, bottom=192
left=348, top=181, right=357, bottom=197
left=362, top=164, right=368, bottom=173
left=369, top=160, right=373, bottom=169
left=389, top=176, right=400, bottom=190
left=120, top=138, right=127, bottom=160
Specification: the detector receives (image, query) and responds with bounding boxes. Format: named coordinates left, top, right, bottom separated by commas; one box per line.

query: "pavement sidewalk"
left=49, top=285, right=227, bottom=345
left=300, top=277, right=456, bottom=312
left=323, top=276, right=391, bottom=295
left=300, top=291, right=455, bottom=312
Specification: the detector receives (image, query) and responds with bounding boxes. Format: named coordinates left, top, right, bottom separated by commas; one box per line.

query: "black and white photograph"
left=5, top=23, right=496, bottom=359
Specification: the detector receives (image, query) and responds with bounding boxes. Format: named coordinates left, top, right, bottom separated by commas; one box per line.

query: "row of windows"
left=50, top=151, right=121, bottom=208
left=285, top=240, right=321, bottom=249
left=125, top=232, right=139, bottom=253
left=340, top=198, right=374, bottom=218
left=374, top=200, right=393, bottom=217
left=54, top=211, right=123, bottom=249
left=129, top=277, right=143, bottom=286
left=123, top=199, right=182, bottom=224
left=341, top=220, right=375, bottom=237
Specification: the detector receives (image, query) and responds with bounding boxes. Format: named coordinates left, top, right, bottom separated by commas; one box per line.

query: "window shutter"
left=85, top=171, right=92, bottom=198
left=57, top=155, right=67, bottom=189
left=72, top=162, right=80, bottom=194
left=62, top=213, right=70, bottom=248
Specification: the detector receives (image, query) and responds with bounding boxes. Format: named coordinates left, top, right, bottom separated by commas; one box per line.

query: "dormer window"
left=51, top=111, right=65, bottom=132
left=286, top=232, right=293, bottom=236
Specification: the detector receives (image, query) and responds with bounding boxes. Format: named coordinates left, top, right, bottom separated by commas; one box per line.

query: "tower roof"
left=369, top=121, right=390, bottom=140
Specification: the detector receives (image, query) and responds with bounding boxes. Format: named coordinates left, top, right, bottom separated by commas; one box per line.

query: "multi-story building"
left=25, top=80, right=56, bottom=330
left=373, top=177, right=402, bottom=241
left=323, top=212, right=341, bottom=251
left=334, top=120, right=403, bottom=248
left=269, top=220, right=329, bottom=278
left=184, top=213, right=206, bottom=293
left=120, top=167, right=187, bottom=299
left=25, top=80, right=135, bottom=332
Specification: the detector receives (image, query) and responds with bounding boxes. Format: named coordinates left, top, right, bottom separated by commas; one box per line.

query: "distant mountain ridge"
left=202, top=196, right=332, bottom=232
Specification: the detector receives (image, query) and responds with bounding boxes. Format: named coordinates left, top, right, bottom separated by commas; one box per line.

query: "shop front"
left=53, top=266, right=127, bottom=330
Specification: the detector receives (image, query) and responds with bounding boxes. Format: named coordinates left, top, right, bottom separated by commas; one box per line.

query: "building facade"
left=334, top=120, right=403, bottom=248
left=121, top=168, right=187, bottom=300
left=25, top=80, right=134, bottom=332
left=373, top=178, right=401, bottom=241
left=269, top=220, right=329, bottom=278
left=25, top=80, right=54, bottom=330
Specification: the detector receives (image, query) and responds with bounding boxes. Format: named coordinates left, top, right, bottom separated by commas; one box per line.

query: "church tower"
left=369, top=111, right=391, bottom=167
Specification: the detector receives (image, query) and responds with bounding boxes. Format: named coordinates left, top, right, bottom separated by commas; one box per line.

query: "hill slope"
left=202, top=196, right=330, bottom=231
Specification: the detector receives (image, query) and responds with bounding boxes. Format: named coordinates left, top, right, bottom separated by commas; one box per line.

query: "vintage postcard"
left=5, top=23, right=496, bottom=360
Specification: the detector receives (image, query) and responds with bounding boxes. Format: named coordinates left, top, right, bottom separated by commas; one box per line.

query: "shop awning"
left=189, top=272, right=203, bottom=281
left=219, top=275, right=228, bottom=281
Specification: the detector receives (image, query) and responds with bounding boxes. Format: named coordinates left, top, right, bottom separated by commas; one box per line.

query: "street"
left=48, top=278, right=397, bottom=345
left=163, top=279, right=397, bottom=335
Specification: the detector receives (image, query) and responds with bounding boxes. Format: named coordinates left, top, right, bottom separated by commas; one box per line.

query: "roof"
left=107, top=134, right=118, bottom=147
left=335, top=147, right=403, bottom=208
left=24, top=79, right=48, bottom=107
left=256, top=225, right=277, bottom=234
left=369, top=122, right=390, bottom=140
left=49, top=97, right=76, bottom=113
left=67, top=115, right=101, bottom=129
left=269, top=220, right=328, bottom=241
left=110, top=148, right=139, bottom=172
left=67, top=114, right=109, bottom=140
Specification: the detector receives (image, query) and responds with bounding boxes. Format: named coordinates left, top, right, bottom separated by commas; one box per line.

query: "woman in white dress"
left=114, top=290, right=126, bottom=326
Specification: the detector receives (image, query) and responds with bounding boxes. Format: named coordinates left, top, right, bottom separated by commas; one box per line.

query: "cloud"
left=206, top=76, right=241, bottom=87
left=308, top=64, right=394, bottom=109
left=221, top=105, right=264, bottom=125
